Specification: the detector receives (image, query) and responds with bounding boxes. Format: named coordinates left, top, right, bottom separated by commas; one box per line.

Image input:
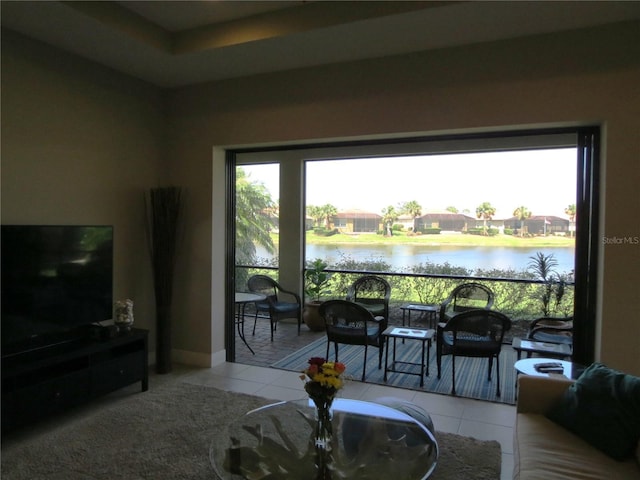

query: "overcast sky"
left=242, top=148, right=577, bottom=219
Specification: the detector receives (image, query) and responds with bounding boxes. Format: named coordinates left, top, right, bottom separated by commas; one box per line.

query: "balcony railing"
left=235, top=265, right=574, bottom=341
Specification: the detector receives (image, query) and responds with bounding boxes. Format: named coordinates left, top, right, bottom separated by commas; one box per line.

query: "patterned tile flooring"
left=234, top=317, right=325, bottom=367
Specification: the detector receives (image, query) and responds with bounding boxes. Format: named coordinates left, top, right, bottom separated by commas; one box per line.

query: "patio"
left=234, top=301, right=531, bottom=366
left=234, top=317, right=325, bottom=368
left=233, top=308, right=528, bottom=405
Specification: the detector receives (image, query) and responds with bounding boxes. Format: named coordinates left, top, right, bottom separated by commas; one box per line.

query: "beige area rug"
left=1, top=380, right=501, bottom=480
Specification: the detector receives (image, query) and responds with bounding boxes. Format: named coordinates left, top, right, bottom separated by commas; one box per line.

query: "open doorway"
left=228, top=127, right=599, bottom=367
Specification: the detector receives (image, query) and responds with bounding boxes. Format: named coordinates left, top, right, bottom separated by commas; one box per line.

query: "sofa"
left=513, top=370, right=640, bottom=479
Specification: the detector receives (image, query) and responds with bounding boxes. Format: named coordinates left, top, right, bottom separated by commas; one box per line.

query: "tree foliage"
left=564, top=204, right=576, bottom=222
left=399, top=200, right=422, bottom=231
left=476, top=201, right=496, bottom=235
left=513, top=205, right=532, bottom=236
left=565, top=203, right=576, bottom=237
left=320, top=204, right=337, bottom=230
left=306, top=205, right=324, bottom=227
left=381, top=205, right=398, bottom=235
left=235, top=168, right=277, bottom=265
left=306, top=204, right=337, bottom=230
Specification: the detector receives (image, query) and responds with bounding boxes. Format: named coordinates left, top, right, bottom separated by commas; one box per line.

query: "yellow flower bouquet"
left=301, top=357, right=346, bottom=396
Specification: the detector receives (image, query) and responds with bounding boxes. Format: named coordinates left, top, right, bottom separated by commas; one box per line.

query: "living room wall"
left=1, top=31, right=164, bottom=347
left=2, top=22, right=639, bottom=376
left=166, top=21, right=640, bottom=374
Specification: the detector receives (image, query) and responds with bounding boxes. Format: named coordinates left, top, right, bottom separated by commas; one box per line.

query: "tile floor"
left=177, top=360, right=516, bottom=480
left=230, top=317, right=515, bottom=479
left=4, top=351, right=514, bottom=480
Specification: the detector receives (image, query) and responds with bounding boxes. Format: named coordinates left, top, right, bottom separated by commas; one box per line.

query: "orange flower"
left=334, top=362, right=346, bottom=374
left=301, top=357, right=346, bottom=392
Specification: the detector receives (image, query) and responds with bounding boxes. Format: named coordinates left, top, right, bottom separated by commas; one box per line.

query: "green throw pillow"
left=546, top=362, right=640, bottom=460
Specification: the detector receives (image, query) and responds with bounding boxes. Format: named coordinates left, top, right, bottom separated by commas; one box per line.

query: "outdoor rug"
left=273, top=336, right=518, bottom=405
left=1, top=380, right=501, bottom=480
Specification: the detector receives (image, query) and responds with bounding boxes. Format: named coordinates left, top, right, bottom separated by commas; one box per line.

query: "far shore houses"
left=317, top=210, right=571, bottom=236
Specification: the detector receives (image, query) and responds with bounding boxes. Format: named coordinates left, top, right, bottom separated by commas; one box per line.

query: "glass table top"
left=210, top=397, right=438, bottom=480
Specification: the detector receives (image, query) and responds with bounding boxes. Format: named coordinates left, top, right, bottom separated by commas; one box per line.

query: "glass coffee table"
left=210, top=398, right=438, bottom=480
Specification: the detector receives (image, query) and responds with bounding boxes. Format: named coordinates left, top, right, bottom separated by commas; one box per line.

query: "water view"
left=257, top=244, right=575, bottom=275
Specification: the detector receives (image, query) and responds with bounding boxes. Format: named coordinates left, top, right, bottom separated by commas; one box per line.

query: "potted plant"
left=527, top=252, right=567, bottom=317
left=303, top=258, right=332, bottom=331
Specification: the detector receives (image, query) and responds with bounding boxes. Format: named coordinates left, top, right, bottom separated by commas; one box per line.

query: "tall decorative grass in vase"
left=145, top=186, right=183, bottom=374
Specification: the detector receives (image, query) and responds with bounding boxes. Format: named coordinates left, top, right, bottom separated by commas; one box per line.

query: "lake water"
left=258, top=244, right=575, bottom=275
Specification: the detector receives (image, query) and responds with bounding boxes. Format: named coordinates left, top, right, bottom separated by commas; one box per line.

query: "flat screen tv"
left=1, top=225, right=114, bottom=357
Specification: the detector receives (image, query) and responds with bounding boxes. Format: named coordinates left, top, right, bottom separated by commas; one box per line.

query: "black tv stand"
left=1, top=328, right=148, bottom=433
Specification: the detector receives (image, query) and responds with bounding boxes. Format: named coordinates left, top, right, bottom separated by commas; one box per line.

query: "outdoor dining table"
left=234, top=292, right=265, bottom=355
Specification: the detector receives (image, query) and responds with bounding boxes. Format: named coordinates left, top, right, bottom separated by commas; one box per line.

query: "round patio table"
left=514, top=358, right=584, bottom=379
left=234, top=292, right=265, bottom=355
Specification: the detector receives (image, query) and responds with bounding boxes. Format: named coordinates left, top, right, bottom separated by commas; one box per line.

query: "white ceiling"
left=2, top=1, right=640, bottom=88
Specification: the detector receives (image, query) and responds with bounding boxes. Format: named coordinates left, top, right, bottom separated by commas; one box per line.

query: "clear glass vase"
left=312, top=396, right=334, bottom=480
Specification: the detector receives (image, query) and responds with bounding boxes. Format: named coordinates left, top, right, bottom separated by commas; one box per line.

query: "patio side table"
left=383, top=326, right=435, bottom=387
left=400, top=304, right=439, bottom=330
left=512, top=337, right=572, bottom=360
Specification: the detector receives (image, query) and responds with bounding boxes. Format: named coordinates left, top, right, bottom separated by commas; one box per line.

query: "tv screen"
left=1, top=225, right=114, bottom=355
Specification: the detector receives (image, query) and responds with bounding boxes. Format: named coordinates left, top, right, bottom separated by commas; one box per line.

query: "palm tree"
left=306, top=205, right=323, bottom=228
left=513, top=205, right=531, bottom=237
left=565, top=204, right=576, bottom=237
left=319, top=204, right=337, bottom=230
left=381, top=205, right=398, bottom=236
left=475, top=201, right=496, bottom=235
left=400, top=200, right=422, bottom=232
left=235, top=168, right=277, bottom=264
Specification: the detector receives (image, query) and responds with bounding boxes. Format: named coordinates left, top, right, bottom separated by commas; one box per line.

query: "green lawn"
left=299, top=231, right=574, bottom=248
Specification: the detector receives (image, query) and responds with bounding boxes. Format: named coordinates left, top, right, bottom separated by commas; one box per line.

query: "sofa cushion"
left=546, top=362, right=640, bottom=460
left=514, top=413, right=640, bottom=480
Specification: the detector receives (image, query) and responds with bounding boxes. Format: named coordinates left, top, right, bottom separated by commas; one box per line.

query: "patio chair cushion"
left=546, top=362, right=640, bottom=460
left=271, top=302, right=300, bottom=314
left=530, top=331, right=573, bottom=344
left=329, top=325, right=380, bottom=341
left=355, top=302, right=385, bottom=316
left=441, top=332, right=501, bottom=354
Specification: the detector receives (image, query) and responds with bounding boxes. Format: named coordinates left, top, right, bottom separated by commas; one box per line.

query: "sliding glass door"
left=226, top=127, right=599, bottom=365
